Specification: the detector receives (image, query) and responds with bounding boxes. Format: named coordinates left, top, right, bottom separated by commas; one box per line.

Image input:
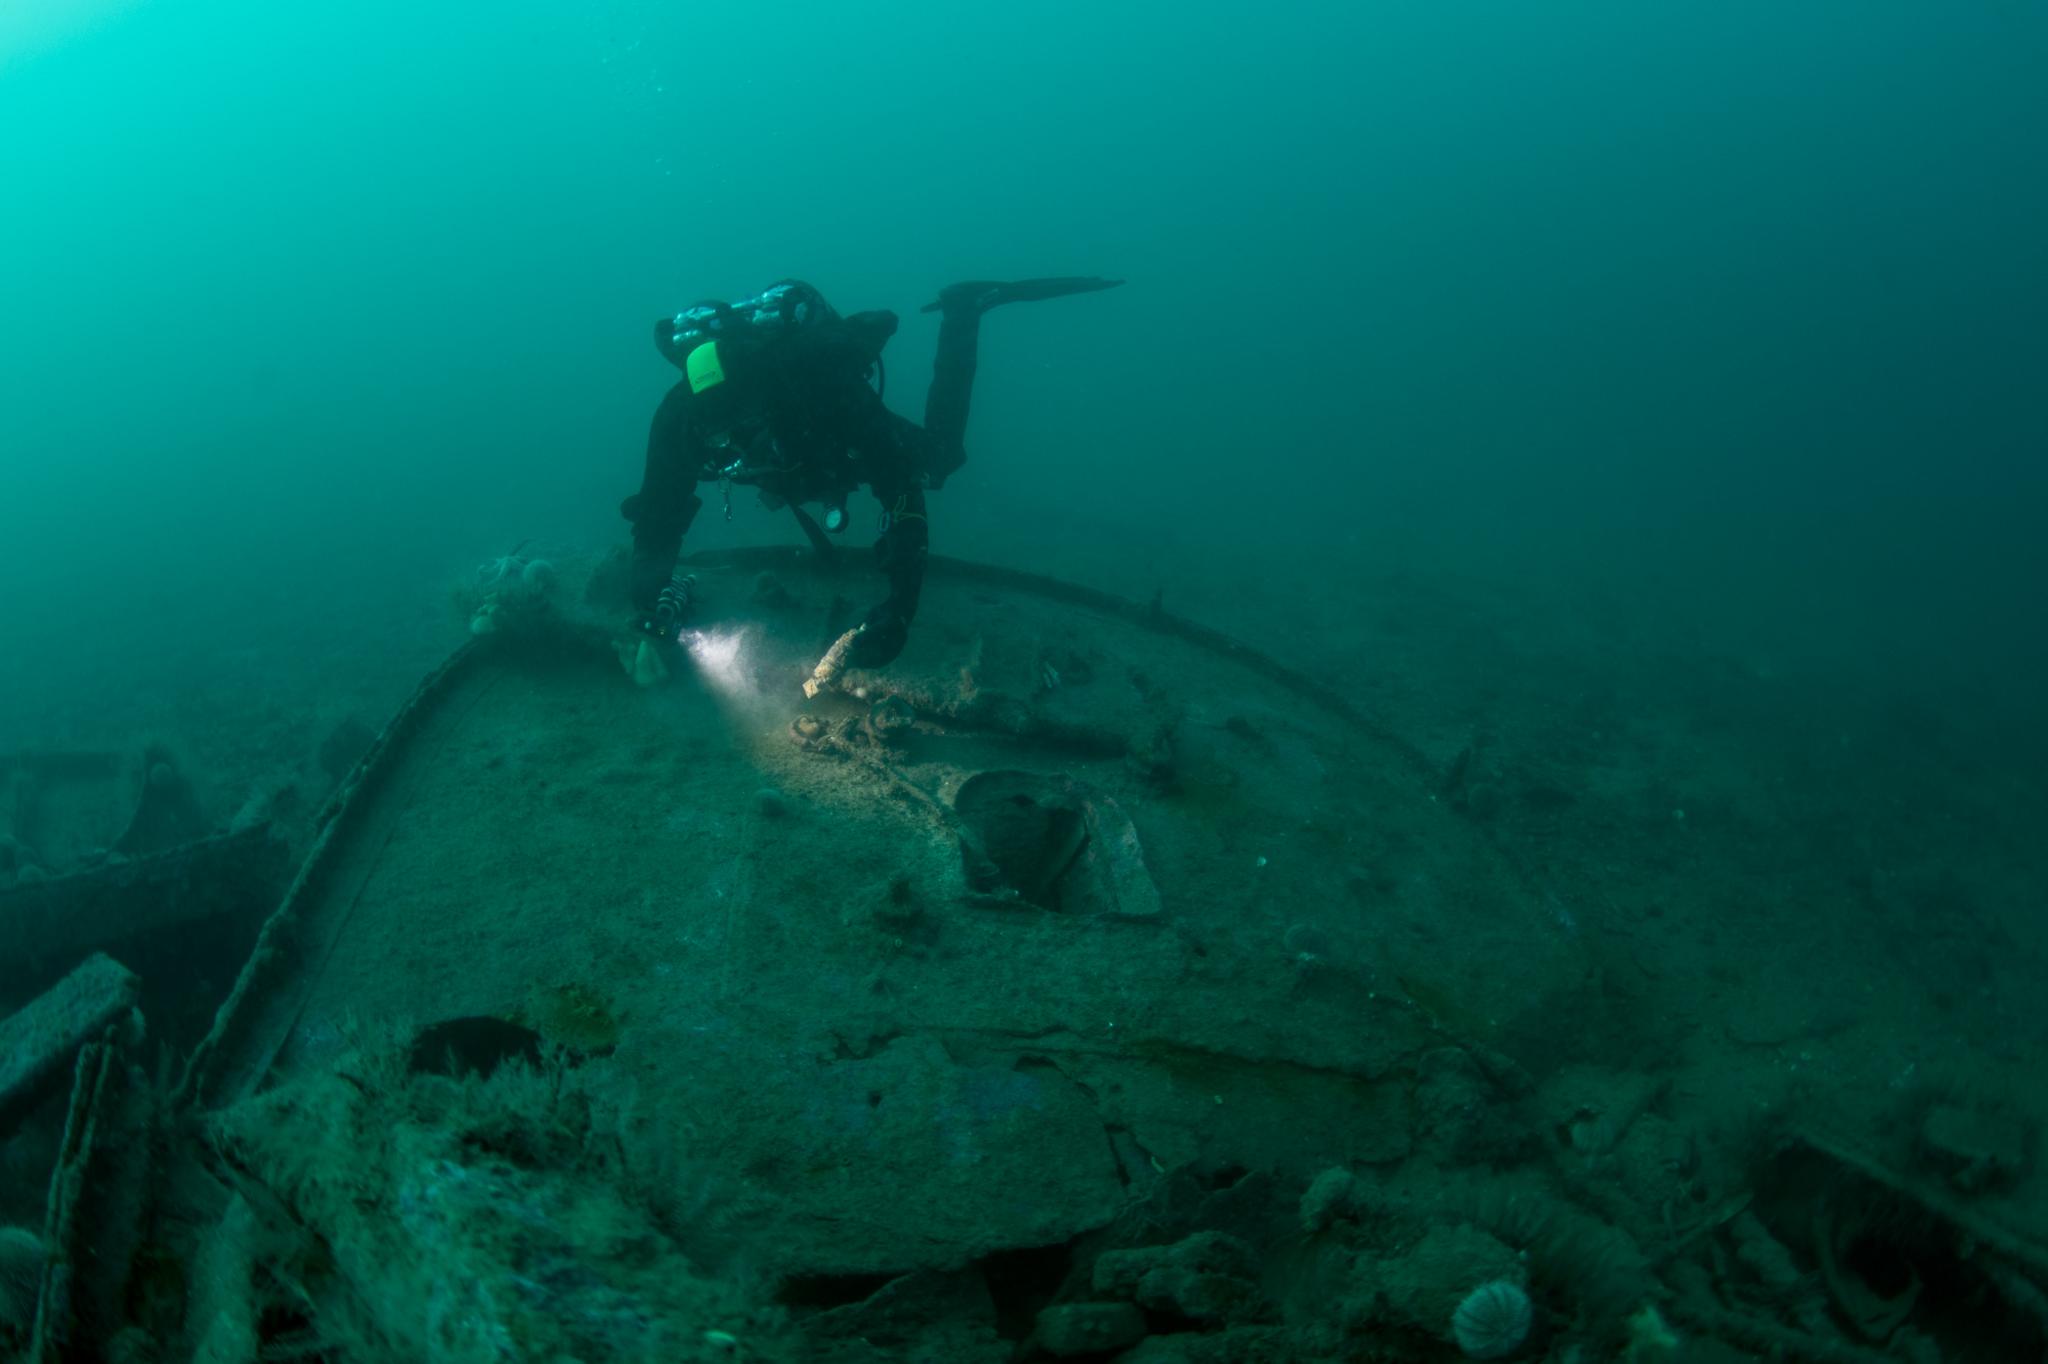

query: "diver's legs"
left=923, top=301, right=984, bottom=457
left=921, top=277, right=1125, bottom=317
left=919, top=277, right=1124, bottom=484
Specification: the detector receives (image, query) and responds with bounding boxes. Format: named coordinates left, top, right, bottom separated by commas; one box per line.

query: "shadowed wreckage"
left=4, top=550, right=2046, bottom=1363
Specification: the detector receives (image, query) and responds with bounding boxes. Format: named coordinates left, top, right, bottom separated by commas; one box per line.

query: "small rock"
left=1094, top=1231, right=1260, bottom=1324
left=1035, top=1302, right=1146, bottom=1357
left=752, top=788, right=787, bottom=818
left=519, top=558, right=558, bottom=594
left=1300, top=1167, right=1370, bottom=1232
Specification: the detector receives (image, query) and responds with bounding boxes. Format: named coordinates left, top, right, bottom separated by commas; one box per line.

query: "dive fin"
left=920, top=276, right=1125, bottom=315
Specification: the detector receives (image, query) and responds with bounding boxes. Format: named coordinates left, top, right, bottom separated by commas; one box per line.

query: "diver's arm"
left=875, top=486, right=928, bottom=620
left=843, top=483, right=927, bottom=668
left=623, top=383, right=704, bottom=615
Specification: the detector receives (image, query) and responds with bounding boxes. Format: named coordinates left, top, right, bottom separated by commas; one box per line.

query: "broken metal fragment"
left=0, top=954, right=140, bottom=1135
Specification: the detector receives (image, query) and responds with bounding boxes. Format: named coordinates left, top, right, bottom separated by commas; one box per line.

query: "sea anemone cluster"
left=463, top=552, right=559, bottom=636
left=1452, top=1279, right=1533, bottom=1359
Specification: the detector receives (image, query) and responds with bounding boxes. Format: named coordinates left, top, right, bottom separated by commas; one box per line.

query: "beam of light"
left=681, top=626, right=753, bottom=700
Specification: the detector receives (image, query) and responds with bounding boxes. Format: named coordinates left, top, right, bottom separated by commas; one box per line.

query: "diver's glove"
left=844, top=606, right=910, bottom=669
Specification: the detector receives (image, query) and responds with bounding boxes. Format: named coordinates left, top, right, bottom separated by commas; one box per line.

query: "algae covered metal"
left=183, top=549, right=1587, bottom=1279
left=8, top=552, right=2047, bottom=1360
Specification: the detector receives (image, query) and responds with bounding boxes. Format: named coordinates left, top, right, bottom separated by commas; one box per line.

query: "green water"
left=5, top=6, right=2048, bottom=1357
left=4, top=2, right=2042, bottom=749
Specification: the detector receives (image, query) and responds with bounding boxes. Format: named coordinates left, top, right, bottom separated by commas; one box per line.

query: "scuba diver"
left=617, top=275, right=1122, bottom=685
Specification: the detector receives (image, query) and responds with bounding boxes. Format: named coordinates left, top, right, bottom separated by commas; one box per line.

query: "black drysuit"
left=621, top=275, right=1119, bottom=663
left=621, top=301, right=985, bottom=659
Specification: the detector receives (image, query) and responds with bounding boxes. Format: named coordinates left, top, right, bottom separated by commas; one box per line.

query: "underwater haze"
left=11, top=4, right=2048, bottom=1358
left=4, top=2, right=2047, bottom=749
left=0, top=0, right=2044, bottom=754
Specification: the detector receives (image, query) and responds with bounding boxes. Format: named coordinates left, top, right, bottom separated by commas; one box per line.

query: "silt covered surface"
left=206, top=550, right=1587, bottom=1280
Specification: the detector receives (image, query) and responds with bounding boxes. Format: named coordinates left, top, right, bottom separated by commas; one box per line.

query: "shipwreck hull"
left=183, top=549, right=1587, bottom=1276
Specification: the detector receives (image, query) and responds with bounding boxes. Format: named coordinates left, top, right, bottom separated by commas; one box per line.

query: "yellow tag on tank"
left=685, top=341, right=726, bottom=393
